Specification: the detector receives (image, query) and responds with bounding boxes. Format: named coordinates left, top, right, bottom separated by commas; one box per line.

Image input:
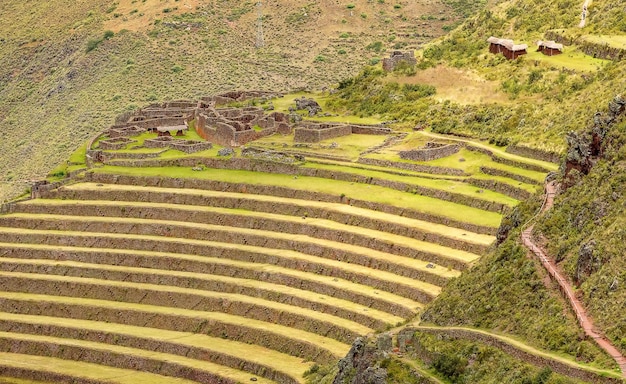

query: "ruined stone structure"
left=98, top=137, right=137, bottom=150
left=295, top=97, right=322, bottom=116
left=399, top=142, right=461, bottom=162
left=294, top=121, right=391, bottom=143
left=537, top=40, right=564, bottom=56
left=487, top=36, right=528, bottom=60
left=195, top=107, right=291, bottom=147
left=382, top=51, right=417, bottom=71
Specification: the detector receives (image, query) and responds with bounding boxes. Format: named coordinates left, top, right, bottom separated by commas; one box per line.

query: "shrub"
left=346, top=3, right=356, bottom=9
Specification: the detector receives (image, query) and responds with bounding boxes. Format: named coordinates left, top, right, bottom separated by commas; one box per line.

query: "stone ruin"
left=295, top=97, right=322, bottom=117
left=382, top=51, right=417, bottom=71
left=294, top=121, right=392, bottom=143
left=195, top=106, right=291, bottom=147
left=399, top=141, right=461, bottom=161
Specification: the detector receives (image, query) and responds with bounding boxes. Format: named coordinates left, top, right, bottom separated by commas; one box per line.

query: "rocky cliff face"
left=563, top=95, right=626, bottom=188
left=333, top=338, right=388, bottom=384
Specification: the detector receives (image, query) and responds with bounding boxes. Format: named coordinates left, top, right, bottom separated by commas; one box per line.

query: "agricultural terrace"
left=0, top=94, right=556, bottom=383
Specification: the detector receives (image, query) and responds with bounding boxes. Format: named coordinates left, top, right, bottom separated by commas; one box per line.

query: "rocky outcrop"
left=563, top=95, right=626, bottom=188
left=333, top=338, right=387, bottom=384
left=295, top=97, right=322, bottom=117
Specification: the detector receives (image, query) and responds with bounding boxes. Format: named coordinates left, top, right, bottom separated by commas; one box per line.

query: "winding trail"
left=521, top=181, right=626, bottom=378
left=579, top=0, right=592, bottom=28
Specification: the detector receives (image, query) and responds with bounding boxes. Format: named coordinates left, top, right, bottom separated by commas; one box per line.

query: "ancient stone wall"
left=465, top=145, right=552, bottom=173
left=101, top=156, right=507, bottom=213
left=357, top=158, right=466, bottom=176
left=98, top=137, right=136, bottom=151
left=85, top=173, right=497, bottom=236
left=479, top=167, right=539, bottom=186
left=382, top=51, right=417, bottom=71
left=350, top=125, right=392, bottom=135
left=48, top=184, right=488, bottom=255
left=294, top=125, right=352, bottom=143
left=399, top=144, right=461, bottom=162
left=1, top=245, right=413, bottom=320
left=467, top=178, right=532, bottom=201
left=505, top=145, right=560, bottom=164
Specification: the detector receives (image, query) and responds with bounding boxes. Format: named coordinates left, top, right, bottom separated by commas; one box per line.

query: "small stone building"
left=487, top=36, right=528, bottom=60
left=382, top=51, right=417, bottom=71
left=537, top=40, right=564, bottom=56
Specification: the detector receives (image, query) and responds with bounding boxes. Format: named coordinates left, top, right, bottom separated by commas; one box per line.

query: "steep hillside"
left=0, top=0, right=459, bottom=202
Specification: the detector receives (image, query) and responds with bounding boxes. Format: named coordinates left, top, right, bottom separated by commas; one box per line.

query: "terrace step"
left=14, top=198, right=482, bottom=269
left=0, top=223, right=443, bottom=303
left=0, top=241, right=419, bottom=318
left=0, top=256, right=398, bottom=329
left=56, top=182, right=496, bottom=250
left=0, top=352, right=196, bottom=384
left=104, top=157, right=514, bottom=213
left=0, top=270, right=371, bottom=344
left=0, top=331, right=275, bottom=384
left=83, top=173, right=501, bottom=232
left=0, top=291, right=349, bottom=363
left=0, top=312, right=309, bottom=383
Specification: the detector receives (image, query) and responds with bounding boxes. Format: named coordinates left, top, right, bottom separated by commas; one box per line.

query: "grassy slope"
left=401, top=0, right=626, bottom=378
left=536, top=117, right=626, bottom=355
left=0, top=0, right=459, bottom=202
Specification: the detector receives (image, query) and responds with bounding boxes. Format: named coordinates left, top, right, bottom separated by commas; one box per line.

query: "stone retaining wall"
left=357, top=158, right=467, bottom=176
left=0, top=320, right=296, bottom=384
left=411, top=327, right=623, bottom=384
left=294, top=125, right=352, bottom=143
left=14, top=202, right=467, bottom=276
left=0, top=367, right=105, bottom=384
left=465, top=145, right=552, bottom=173
left=0, top=299, right=337, bottom=364
left=0, top=337, right=239, bottom=384
left=84, top=173, right=498, bottom=235
left=98, top=137, right=136, bottom=150
left=294, top=122, right=391, bottom=143
left=101, top=157, right=507, bottom=213
left=505, top=145, right=560, bottom=164
left=0, top=260, right=386, bottom=331
left=399, top=144, right=461, bottom=162
left=0, top=221, right=435, bottom=304
left=47, top=187, right=489, bottom=255
left=467, top=178, right=532, bottom=201
left=0, top=245, right=414, bottom=320
left=479, top=166, right=540, bottom=186
left=1, top=276, right=359, bottom=346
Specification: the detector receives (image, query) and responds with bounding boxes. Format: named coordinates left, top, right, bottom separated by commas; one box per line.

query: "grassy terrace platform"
left=94, top=166, right=505, bottom=228
left=0, top=331, right=277, bottom=384
left=12, top=199, right=483, bottom=267
left=0, top=123, right=557, bottom=382
left=0, top=353, right=198, bottom=384
left=57, top=183, right=496, bottom=249
left=0, top=242, right=421, bottom=317
left=0, top=312, right=311, bottom=383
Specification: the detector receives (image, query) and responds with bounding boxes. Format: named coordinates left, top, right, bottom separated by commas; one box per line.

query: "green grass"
left=68, top=142, right=88, bottom=164
left=525, top=49, right=609, bottom=73
left=0, top=352, right=197, bottom=384
left=94, top=165, right=504, bottom=227
left=254, top=132, right=389, bottom=159
left=63, top=182, right=496, bottom=246
left=302, top=161, right=520, bottom=206
left=0, top=311, right=312, bottom=382
left=0, top=239, right=422, bottom=314
left=0, top=331, right=276, bottom=384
